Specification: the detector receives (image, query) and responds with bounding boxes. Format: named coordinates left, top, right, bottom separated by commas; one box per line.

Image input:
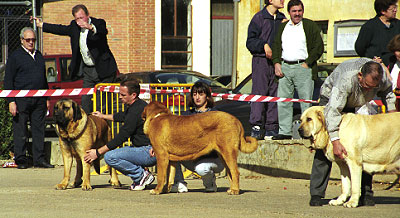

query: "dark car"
left=214, top=63, right=338, bottom=138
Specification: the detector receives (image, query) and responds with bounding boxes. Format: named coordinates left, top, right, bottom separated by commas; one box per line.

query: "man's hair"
left=120, top=79, right=140, bottom=96
left=287, top=0, right=304, bottom=12
left=72, top=4, right=89, bottom=16
left=388, top=34, right=400, bottom=52
left=19, top=27, right=36, bottom=39
left=374, top=0, right=398, bottom=16
left=188, top=81, right=214, bottom=108
left=265, top=0, right=271, bottom=6
left=361, top=61, right=384, bottom=81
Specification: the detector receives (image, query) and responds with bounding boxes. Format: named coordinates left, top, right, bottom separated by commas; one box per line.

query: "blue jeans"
left=104, top=145, right=156, bottom=183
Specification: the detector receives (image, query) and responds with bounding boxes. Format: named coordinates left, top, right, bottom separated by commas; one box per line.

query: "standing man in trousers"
left=271, top=0, right=324, bottom=140
left=32, top=4, right=118, bottom=113
left=246, top=0, right=286, bottom=140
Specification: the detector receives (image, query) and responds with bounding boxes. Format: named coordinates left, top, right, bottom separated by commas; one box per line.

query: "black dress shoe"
left=272, top=134, right=292, bottom=140
left=17, top=163, right=28, bottom=169
left=359, top=195, right=375, bottom=206
left=309, top=195, right=324, bottom=206
left=34, top=161, right=54, bottom=168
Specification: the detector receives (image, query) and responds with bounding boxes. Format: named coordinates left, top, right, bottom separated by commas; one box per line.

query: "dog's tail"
left=239, top=135, right=258, bottom=153
left=93, top=158, right=101, bottom=175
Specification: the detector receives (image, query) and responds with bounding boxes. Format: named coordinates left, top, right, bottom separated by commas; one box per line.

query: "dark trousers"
left=310, top=150, right=373, bottom=198
left=310, top=100, right=373, bottom=198
left=13, top=97, right=47, bottom=165
left=249, top=57, right=278, bottom=131
left=81, top=65, right=115, bottom=114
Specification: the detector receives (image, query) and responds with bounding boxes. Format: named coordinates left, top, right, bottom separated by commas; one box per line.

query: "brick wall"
left=42, top=0, right=155, bottom=74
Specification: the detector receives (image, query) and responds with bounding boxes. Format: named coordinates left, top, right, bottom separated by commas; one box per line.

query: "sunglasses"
left=23, top=38, right=36, bottom=43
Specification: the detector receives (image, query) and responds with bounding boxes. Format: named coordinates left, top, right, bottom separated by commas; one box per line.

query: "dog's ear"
left=72, top=101, right=82, bottom=122
left=317, top=110, right=325, bottom=127
left=141, top=108, right=147, bottom=120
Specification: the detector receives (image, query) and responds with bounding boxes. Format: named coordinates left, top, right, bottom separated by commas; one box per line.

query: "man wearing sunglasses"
left=4, top=27, right=53, bottom=169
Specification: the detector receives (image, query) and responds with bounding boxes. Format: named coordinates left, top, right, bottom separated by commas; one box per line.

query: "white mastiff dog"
left=298, top=106, right=400, bottom=208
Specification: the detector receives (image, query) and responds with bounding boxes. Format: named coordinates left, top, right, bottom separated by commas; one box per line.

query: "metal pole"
left=31, top=0, right=38, bottom=49
left=231, top=0, right=240, bottom=88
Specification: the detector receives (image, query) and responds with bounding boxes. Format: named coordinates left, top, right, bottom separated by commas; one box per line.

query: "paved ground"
left=0, top=166, right=399, bottom=218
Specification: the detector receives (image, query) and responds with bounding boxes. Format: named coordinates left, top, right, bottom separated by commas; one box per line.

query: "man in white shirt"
left=271, top=0, right=324, bottom=140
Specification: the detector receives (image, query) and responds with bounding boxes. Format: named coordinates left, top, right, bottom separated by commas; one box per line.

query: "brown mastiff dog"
left=142, top=101, right=258, bottom=195
left=53, top=99, right=121, bottom=190
left=298, top=106, right=400, bottom=207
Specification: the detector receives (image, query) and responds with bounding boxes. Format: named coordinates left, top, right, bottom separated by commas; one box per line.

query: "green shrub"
left=0, top=97, right=13, bottom=159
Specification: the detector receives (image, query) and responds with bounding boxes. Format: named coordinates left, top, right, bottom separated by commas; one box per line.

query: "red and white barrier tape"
left=0, top=85, right=394, bottom=106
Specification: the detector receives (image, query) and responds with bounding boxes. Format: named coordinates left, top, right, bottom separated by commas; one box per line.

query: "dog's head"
left=298, top=106, right=329, bottom=150
left=53, top=99, right=83, bottom=129
left=141, top=101, right=170, bottom=134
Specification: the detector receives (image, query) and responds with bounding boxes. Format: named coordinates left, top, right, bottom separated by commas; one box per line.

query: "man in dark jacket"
left=246, top=0, right=286, bottom=140
left=355, top=0, right=400, bottom=66
left=4, top=27, right=53, bottom=169
left=32, top=4, right=118, bottom=113
left=271, top=0, right=324, bottom=140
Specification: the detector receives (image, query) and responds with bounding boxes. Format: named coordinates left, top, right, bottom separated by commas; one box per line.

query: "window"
left=161, top=0, right=192, bottom=70
left=59, top=57, right=72, bottom=81
left=44, top=58, right=57, bottom=82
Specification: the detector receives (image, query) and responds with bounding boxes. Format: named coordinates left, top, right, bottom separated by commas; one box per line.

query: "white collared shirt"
left=21, top=45, right=36, bottom=60
left=281, top=20, right=308, bottom=61
left=79, top=18, right=96, bottom=66
left=391, top=61, right=400, bottom=90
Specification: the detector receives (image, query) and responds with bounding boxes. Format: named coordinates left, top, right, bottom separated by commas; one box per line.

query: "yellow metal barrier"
left=91, top=83, right=194, bottom=176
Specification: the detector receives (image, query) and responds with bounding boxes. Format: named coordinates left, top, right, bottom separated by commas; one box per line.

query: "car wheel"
left=292, top=114, right=302, bottom=139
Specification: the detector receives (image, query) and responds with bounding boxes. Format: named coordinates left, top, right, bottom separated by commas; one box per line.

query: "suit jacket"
left=43, top=17, right=118, bottom=80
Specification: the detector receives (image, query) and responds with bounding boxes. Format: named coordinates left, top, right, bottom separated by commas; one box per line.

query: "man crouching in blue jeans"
left=84, top=78, right=156, bottom=191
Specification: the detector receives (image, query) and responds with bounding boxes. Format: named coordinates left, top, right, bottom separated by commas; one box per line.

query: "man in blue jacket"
left=246, top=0, right=286, bottom=140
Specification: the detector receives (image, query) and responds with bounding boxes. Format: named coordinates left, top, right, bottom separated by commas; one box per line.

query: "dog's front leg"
left=343, top=161, right=362, bottom=208
left=167, top=162, right=177, bottom=193
left=109, top=167, right=121, bottom=188
left=55, top=141, right=73, bottom=190
left=329, top=162, right=351, bottom=206
left=80, top=161, right=93, bottom=191
left=150, top=151, right=168, bottom=195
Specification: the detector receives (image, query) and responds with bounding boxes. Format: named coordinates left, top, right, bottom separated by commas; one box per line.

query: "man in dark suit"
left=32, top=4, right=118, bottom=113
left=4, top=27, right=54, bottom=169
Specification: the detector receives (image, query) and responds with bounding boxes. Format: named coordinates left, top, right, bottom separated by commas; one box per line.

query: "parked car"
left=214, top=63, right=338, bottom=138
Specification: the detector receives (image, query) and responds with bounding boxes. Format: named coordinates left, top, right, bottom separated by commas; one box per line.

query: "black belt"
left=283, top=59, right=305, bottom=65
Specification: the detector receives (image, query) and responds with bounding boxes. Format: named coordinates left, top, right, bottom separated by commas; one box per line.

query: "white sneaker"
left=130, top=170, right=154, bottom=191
left=170, top=182, right=188, bottom=193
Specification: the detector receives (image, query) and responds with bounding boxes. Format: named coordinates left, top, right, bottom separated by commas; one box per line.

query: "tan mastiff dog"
left=53, top=99, right=121, bottom=190
left=142, top=101, right=258, bottom=195
left=298, top=106, right=400, bottom=207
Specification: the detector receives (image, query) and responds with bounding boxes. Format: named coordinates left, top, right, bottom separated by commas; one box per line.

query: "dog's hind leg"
left=329, top=162, right=351, bottom=206
left=71, top=157, right=83, bottom=188
left=219, top=150, right=240, bottom=195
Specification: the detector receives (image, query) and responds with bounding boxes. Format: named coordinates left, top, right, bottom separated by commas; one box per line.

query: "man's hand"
left=84, top=149, right=98, bottom=164
left=301, top=62, right=309, bottom=69
left=9, top=102, right=17, bottom=116
left=149, top=148, right=155, bottom=157
left=30, top=16, right=43, bottom=28
left=274, top=63, right=284, bottom=78
left=76, top=19, right=92, bottom=30
left=91, top=111, right=103, bottom=118
left=264, top=44, right=272, bottom=59
left=332, top=139, right=347, bottom=159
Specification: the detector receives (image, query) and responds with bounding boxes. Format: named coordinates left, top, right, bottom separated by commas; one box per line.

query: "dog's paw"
left=227, top=189, right=239, bottom=195
left=109, top=179, right=121, bottom=188
left=328, top=199, right=342, bottom=206
left=81, top=183, right=93, bottom=191
left=150, top=189, right=160, bottom=195
left=343, top=198, right=359, bottom=208
left=55, top=183, right=68, bottom=190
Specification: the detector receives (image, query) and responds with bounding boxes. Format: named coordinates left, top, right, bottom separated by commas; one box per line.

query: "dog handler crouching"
left=84, top=79, right=157, bottom=191
left=171, top=82, right=225, bottom=193
left=309, top=58, right=396, bottom=206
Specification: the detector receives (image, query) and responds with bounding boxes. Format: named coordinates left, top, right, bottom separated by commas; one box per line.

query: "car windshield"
left=153, top=72, right=227, bottom=88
